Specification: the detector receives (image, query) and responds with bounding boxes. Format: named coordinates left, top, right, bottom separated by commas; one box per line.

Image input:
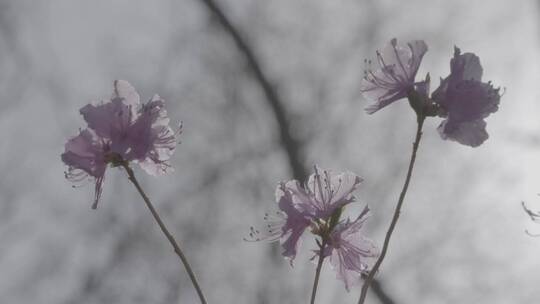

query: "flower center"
left=104, top=152, right=125, bottom=167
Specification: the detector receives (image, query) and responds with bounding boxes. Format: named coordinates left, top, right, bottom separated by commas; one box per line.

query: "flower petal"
left=328, top=210, right=378, bottom=291
left=112, top=80, right=140, bottom=106
left=328, top=171, right=363, bottom=209
left=408, top=40, right=428, bottom=76
left=61, top=128, right=108, bottom=209
left=128, top=95, right=178, bottom=174
left=79, top=99, right=134, bottom=140
left=380, top=38, right=413, bottom=80
left=450, top=47, right=483, bottom=81
left=61, top=129, right=107, bottom=178
left=437, top=119, right=489, bottom=147
left=305, top=166, right=362, bottom=218
left=276, top=182, right=312, bottom=263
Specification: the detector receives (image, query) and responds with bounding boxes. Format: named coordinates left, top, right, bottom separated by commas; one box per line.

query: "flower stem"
left=310, top=239, right=327, bottom=304
left=122, top=164, right=208, bottom=304
left=358, top=115, right=425, bottom=304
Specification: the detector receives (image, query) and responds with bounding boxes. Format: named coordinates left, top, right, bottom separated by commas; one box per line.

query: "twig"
left=197, top=0, right=305, bottom=181
left=358, top=116, right=425, bottom=304
left=310, top=240, right=327, bottom=304
left=122, top=163, right=208, bottom=304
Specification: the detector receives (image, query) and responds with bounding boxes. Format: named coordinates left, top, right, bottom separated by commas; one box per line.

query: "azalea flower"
left=246, top=166, right=364, bottom=263
left=432, top=47, right=501, bottom=147
left=61, top=80, right=180, bottom=208
left=360, top=38, right=428, bottom=114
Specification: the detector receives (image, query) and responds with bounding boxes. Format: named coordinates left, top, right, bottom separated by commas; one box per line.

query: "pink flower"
left=360, top=38, right=428, bottom=114
left=246, top=166, right=363, bottom=264
left=61, top=80, right=180, bottom=208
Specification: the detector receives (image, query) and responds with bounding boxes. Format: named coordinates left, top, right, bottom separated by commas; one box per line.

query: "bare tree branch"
left=371, top=280, right=396, bottom=304
left=197, top=0, right=306, bottom=181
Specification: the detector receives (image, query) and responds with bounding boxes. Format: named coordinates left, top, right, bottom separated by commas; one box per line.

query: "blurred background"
left=1, top=0, right=539, bottom=303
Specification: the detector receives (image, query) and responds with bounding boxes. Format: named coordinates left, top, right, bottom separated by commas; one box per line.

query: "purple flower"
left=360, top=38, right=428, bottom=114
left=326, top=207, right=379, bottom=291
left=432, top=47, right=501, bottom=147
left=246, top=166, right=363, bottom=264
left=62, top=80, right=180, bottom=208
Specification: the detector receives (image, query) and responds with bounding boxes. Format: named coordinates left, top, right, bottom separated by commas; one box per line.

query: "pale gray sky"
left=0, top=1, right=539, bottom=303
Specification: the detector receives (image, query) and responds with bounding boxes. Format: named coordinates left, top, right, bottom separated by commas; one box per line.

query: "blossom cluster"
left=246, top=166, right=379, bottom=291
left=360, top=39, right=501, bottom=147
left=61, top=38, right=504, bottom=297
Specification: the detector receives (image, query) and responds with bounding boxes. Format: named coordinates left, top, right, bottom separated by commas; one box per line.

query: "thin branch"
left=370, top=280, right=396, bottom=304
left=310, top=240, right=327, bottom=304
left=197, top=0, right=305, bottom=181
left=122, top=163, right=208, bottom=304
left=358, top=116, right=425, bottom=304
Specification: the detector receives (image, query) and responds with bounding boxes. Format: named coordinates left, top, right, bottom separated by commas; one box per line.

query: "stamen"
left=324, top=170, right=334, bottom=204
left=392, top=43, right=410, bottom=80
left=244, top=211, right=285, bottom=242
left=376, top=51, right=401, bottom=83
left=91, top=175, right=105, bottom=209
left=313, top=166, right=325, bottom=205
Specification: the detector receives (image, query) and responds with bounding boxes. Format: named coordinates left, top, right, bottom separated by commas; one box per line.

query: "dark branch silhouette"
left=197, top=0, right=306, bottom=181
left=196, top=0, right=396, bottom=303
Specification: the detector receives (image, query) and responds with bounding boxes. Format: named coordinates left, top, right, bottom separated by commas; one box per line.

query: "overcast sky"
left=0, top=1, right=539, bottom=303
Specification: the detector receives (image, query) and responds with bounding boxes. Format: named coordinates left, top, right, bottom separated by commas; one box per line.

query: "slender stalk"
left=310, top=239, right=327, bottom=304
left=121, top=163, right=208, bottom=304
left=358, top=115, right=425, bottom=304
